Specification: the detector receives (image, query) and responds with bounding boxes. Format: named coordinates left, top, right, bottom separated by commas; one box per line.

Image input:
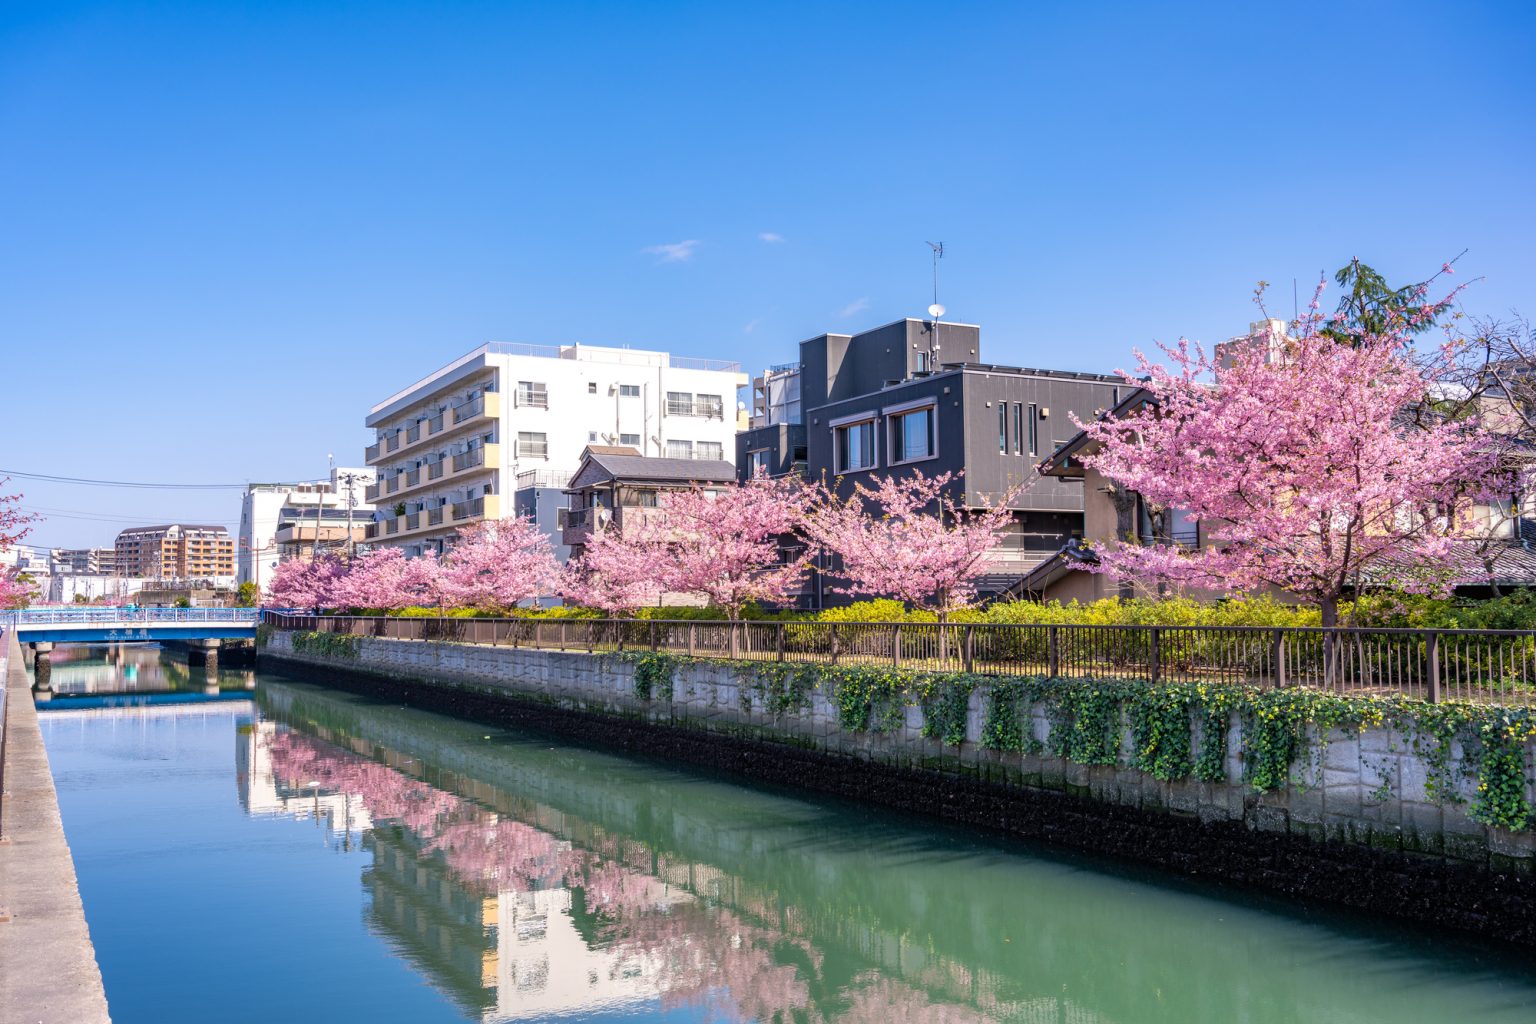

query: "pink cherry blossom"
left=1075, top=288, right=1508, bottom=625
left=438, top=518, right=558, bottom=613
left=803, top=470, right=1020, bottom=619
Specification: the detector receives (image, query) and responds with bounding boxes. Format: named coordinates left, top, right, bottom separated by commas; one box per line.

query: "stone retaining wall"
left=260, top=629, right=1536, bottom=943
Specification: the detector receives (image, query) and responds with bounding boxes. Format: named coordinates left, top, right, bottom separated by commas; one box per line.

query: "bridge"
left=3, top=608, right=262, bottom=686
left=4, top=607, right=261, bottom=645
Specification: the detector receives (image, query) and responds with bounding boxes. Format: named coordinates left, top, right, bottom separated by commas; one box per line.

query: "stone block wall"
left=260, top=630, right=1535, bottom=872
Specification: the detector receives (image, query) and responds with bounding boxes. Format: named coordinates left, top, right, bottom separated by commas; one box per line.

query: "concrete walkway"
left=0, top=631, right=112, bottom=1023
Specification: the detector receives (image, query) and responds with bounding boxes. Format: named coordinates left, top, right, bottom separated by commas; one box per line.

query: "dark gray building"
left=743, top=318, right=1126, bottom=601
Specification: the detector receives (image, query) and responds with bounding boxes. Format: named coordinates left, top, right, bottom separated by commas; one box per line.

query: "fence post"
left=649, top=620, right=658, bottom=653
left=964, top=625, right=975, bottom=674
left=1047, top=625, right=1060, bottom=678
left=891, top=623, right=902, bottom=668
left=1149, top=627, right=1162, bottom=685
left=1427, top=630, right=1442, bottom=704
left=776, top=622, right=786, bottom=662
left=1272, top=629, right=1286, bottom=689
left=688, top=623, right=696, bottom=658
left=830, top=624, right=840, bottom=666
left=560, top=620, right=569, bottom=650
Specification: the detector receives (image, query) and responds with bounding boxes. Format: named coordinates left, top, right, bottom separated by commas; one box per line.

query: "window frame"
left=831, top=413, right=879, bottom=474
left=884, top=399, right=939, bottom=466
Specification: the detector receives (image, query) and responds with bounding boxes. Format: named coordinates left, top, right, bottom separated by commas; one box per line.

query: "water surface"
left=35, top=647, right=1536, bottom=1023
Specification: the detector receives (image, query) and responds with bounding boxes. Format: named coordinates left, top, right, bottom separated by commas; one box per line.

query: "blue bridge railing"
left=3, top=608, right=262, bottom=626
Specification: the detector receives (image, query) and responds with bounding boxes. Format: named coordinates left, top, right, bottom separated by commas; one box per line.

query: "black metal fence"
left=262, top=612, right=1536, bottom=706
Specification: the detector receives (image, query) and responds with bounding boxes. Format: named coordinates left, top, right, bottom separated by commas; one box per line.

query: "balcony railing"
left=451, top=497, right=485, bottom=521
left=365, top=442, right=380, bottom=462
left=428, top=508, right=444, bottom=526
left=517, top=441, right=550, bottom=459
left=560, top=506, right=606, bottom=531
left=405, top=512, right=420, bottom=530
left=516, top=469, right=571, bottom=490
left=452, top=448, right=486, bottom=473
left=427, top=461, right=445, bottom=481
left=364, top=523, right=379, bottom=540
left=384, top=434, right=401, bottom=453
left=406, top=424, right=421, bottom=444
left=405, top=469, right=420, bottom=487
left=383, top=519, right=399, bottom=536
left=427, top=414, right=443, bottom=433
left=453, top=397, right=485, bottom=423
left=516, top=390, right=549, bottom=409
left=665, top=399, right=725, bottom=419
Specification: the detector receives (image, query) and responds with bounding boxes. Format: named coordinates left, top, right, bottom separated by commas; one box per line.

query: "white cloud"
left=642, top=239, right=701, bottom=263
left=743, top=317, right=764, bottom=334
left=758, top=232, right=785, bottom=243
left=838, top=297, right=870, bottom=318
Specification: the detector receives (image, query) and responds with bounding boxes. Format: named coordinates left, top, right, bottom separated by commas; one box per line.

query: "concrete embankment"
left=0, top=631, right=112, bottom=1024
left=260, top=629, right=1536, bottom=948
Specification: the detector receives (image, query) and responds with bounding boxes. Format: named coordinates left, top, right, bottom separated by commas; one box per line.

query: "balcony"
left=516, top=440, right=549, bottom=460
left=452, top=496, right=485, bottom=521
left=365, top=393, right=501, bottom=466
left=452, top=447, right=486, bottom=473
left=381, top=444, right=499, bottom=502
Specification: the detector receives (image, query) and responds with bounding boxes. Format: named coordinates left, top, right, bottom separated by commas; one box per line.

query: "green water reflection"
left=37, top=655, right=1536, bottom=1023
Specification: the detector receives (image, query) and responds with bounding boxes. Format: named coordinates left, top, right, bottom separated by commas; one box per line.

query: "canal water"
left=32, top=647, right=1536, bottom=1023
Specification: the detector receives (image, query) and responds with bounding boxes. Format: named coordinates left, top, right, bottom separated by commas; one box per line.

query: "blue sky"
left=4, top=1, right=1533, bottom=548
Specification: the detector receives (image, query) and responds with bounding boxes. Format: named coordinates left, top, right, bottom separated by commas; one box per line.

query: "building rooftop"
left=569, top=451, right=738, bottom=489
left=368, top=341, right=743, bottom=418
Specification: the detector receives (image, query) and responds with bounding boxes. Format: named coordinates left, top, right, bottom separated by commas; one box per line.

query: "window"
left=835, top=419, right=877, bottom=473
left=619, top=432, right=641, bottom=446
left=666, top=391, right=692, bottom=415
left=665, top=439, right=694, bottom=459
left=517, top=431, right=548, bottom=458
left=588, top=431, right=599, bottom=442
left=619, top=384, right=640, bottom=397
left=697, top=393, right=724, bottom=418
left=635, top=489, right=659, bottom=507
left=697, top=441, right=723, bottom=461
left=1013, top=403, right=1023, bottom=455
left=998, top=405, right=1007, bottom=453
left=587, top=382, right=598, bottom=394
left=749, top=450, right=771, bottom=477
left=1027, top=403, right=1039, bottom=456
left=916, top=351, right=931, bottom=372
left=516, top=381, right=548, bottom=408
left=889, top=405, right=935, bottom=463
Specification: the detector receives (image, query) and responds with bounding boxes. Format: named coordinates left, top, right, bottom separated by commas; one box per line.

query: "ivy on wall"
left=289, top=630, right=361, bottom=660
left=618, top=652, right=676, bottom=702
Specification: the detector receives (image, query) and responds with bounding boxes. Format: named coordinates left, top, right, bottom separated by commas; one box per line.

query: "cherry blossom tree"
left=0, top=480, right=40, bottom=610
left=1076, top=278, right=1508, bottom=626
left=263, top=554, right=347, bottom=609
left=803, top=470, right=1019, bottom=620
left=330, top=547, right=445, bottom=611
left=439, top=518, right=558, bottom=613
left=560, top=523, right=668, bottom=615
left=652, top=476, right=814, bottom=619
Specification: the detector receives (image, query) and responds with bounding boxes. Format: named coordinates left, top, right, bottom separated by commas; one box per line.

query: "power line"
left=20, top=505, right=238, bottom=526
left=0, top=469, right=253, bottom=490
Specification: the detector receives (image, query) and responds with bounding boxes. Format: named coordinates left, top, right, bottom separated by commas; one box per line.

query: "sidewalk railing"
left=261, top=613, right=1536, bottom=706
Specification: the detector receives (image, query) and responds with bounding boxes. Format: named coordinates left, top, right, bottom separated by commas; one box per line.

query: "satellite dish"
left=928, top=303, right=946, bottom=319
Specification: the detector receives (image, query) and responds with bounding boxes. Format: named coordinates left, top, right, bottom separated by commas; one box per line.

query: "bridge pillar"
left=188, top=638, right=221, bottom=670
left=30, top=642, right=53, bottom=691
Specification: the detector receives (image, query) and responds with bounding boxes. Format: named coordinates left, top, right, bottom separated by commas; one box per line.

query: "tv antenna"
left=926, top=241, right=945, bottom=320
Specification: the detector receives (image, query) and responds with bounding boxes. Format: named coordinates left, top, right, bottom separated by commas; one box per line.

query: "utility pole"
left=334, top=470, right=364, bottom=560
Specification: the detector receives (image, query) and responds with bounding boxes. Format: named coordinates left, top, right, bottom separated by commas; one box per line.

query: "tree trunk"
left=1320, top=593, right=1339, bottom=686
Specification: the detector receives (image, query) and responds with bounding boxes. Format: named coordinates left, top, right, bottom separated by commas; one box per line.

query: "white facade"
left=48, top=573, right=148, bottom=604
left=238, top=467, right=376, bottom=589
left=363, top=342, right=746, bottom=557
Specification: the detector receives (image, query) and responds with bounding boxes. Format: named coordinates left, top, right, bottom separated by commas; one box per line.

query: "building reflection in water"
left=45, top=643, right=255, bottom=696
left=237, top=711, right=1010, bottom=1023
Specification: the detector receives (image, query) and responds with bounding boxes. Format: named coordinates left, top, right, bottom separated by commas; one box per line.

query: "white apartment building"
left=238, top=467, right=376, bottom=590
left=363, top=342, right=746, bottom=557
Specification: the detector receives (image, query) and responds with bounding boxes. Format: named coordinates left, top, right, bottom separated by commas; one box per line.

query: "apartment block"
left=49, top=547, right=119, bottom=575
left=238, top=467, right=377, bottom=589
left=362, top=342, right=746, bottom=558
left=114, top=524, right=236, bottom=581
